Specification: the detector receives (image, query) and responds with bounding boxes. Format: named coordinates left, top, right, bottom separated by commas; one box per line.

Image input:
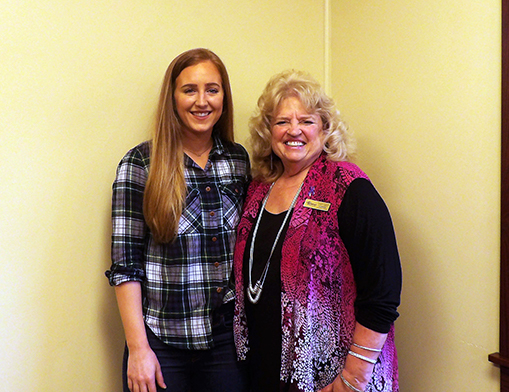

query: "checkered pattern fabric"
left=106, top=137, right=250, bottom=349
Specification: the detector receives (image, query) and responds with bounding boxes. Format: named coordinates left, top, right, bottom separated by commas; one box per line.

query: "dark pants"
left=122, top=302, right=248, bottom=392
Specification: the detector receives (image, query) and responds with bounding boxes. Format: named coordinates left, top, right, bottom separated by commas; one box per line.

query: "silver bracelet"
left=352, top=343, right=382, bottom=353
left=348, top=350, right=377, bottom=365
left=340, top=373, right=363, bottom=392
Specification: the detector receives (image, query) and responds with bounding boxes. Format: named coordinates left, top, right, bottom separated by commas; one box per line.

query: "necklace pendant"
left=247, top=281, right=263, bottom=304
left=247, top=289, right=262, bottom=304
left=248, top=281, right=261, bottom=296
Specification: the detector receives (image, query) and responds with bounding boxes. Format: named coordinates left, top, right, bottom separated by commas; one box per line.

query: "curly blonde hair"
left=248, top=69, right=355, bottom=182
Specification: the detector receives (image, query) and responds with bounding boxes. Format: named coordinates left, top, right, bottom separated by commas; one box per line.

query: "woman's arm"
left=107, top=145, right=166, bottom=391
left=115, top=281, right=166, bottom=392
left=321, top=177, right=401, bottom=391
left=338, top=178, right=402, bottom=334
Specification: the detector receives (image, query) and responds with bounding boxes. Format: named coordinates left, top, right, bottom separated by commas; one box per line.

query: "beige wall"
left=331, top=0, right=501, bottom=390
left=0, top=0, right=501, bottom=390
left=0, top=1, right=324, bottom=390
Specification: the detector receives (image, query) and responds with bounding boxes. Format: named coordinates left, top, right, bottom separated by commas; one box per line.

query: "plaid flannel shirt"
left=106, top=137, right=250, bottom=350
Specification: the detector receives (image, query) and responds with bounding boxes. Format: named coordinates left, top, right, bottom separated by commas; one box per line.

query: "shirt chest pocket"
left=177, top=187, right=202, bottom=234
left=220, top=181, right=245, bottom=230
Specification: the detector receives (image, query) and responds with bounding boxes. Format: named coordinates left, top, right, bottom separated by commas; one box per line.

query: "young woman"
left=106, top=48, right=250, bottom=392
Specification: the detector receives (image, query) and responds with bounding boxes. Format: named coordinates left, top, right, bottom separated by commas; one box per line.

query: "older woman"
left=233, top=70, right=401, bottom=392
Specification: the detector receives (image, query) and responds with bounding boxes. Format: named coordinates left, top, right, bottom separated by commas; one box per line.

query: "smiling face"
left=271, top=96, right=325, bottom=176
left=174, top=60, right=224, bottom=138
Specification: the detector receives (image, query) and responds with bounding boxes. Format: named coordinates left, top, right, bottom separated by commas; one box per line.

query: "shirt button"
left=209, top=211, right=215, bottom=217
left=206, top=186, right=211, bottom=192
left=216, top=287, right=222, bottom=293
left=212, top=237, right=217, bottom=242
left=214, top=262, right=220, bottom=267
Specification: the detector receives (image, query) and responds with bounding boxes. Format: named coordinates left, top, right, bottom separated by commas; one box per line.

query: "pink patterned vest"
left=234, top=154, right=399, bottom=392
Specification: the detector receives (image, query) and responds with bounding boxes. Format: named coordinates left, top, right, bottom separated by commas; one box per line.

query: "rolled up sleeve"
left=106, top=144, right=149, bottom=286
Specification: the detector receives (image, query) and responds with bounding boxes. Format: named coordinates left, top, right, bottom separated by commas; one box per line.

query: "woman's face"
left=174, top=60, right=224, bottom=138
left=271, top=96, right=324, bottom=175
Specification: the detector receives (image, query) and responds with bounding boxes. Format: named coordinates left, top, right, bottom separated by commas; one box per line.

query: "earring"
left=270, top=153, right=273, bottom=171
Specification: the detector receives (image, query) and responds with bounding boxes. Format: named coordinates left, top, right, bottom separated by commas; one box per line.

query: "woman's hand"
left=319, top=322, right=388, bottom=392
left=127, top=345, right=166, bottom=392
left=318, top=369, right=367, bottom=392
left=318, top=374, right=354, bottom=391
left=115, top=282, right=166, bottom=391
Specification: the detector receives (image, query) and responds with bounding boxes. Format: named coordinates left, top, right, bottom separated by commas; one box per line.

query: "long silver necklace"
left=247, top=181, right=304, bottom=304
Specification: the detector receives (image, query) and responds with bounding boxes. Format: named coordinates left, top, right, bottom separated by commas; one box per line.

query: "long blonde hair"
left=249, top=69, right=355, bottom=182
left=143, top=48, right=234, bottom=243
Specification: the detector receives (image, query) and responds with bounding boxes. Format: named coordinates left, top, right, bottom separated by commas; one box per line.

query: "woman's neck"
left=279, top=165, right=311, bottom=186
left=182, top=133, right=213, bottom=169
left=264, top=168, right=310, bottom=214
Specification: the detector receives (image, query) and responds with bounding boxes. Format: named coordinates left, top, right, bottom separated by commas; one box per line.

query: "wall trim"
left=488, top=0, right=509, bottom=390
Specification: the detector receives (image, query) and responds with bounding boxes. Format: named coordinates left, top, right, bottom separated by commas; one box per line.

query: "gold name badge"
left=303, top=198, right=331, bottom=212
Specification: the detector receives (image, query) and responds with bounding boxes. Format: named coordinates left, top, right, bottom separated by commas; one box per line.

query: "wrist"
left=342, top=368, right=369, bottom=391
left=340, top=372, right=365, bottom=392
left=126, top=335, right=151, bottom=351
left=342, top=344, right=379, bottom=386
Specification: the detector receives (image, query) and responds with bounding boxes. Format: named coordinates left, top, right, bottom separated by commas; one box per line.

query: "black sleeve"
left=338, top=178, right=402, bottom=333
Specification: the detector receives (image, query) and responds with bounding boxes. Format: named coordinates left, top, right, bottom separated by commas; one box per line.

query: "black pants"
left=123, top=302, right=248, bottom=392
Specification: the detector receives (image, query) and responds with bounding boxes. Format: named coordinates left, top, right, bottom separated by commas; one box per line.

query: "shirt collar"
left=210, top=134, right=226, bottom=157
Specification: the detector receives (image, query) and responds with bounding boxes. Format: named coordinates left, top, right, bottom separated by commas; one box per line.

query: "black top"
left=243, top=178, right=402, bottom=392
left=339, top=178, right=401, bottom=332
left=244, top=208, right=288, bottom=392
